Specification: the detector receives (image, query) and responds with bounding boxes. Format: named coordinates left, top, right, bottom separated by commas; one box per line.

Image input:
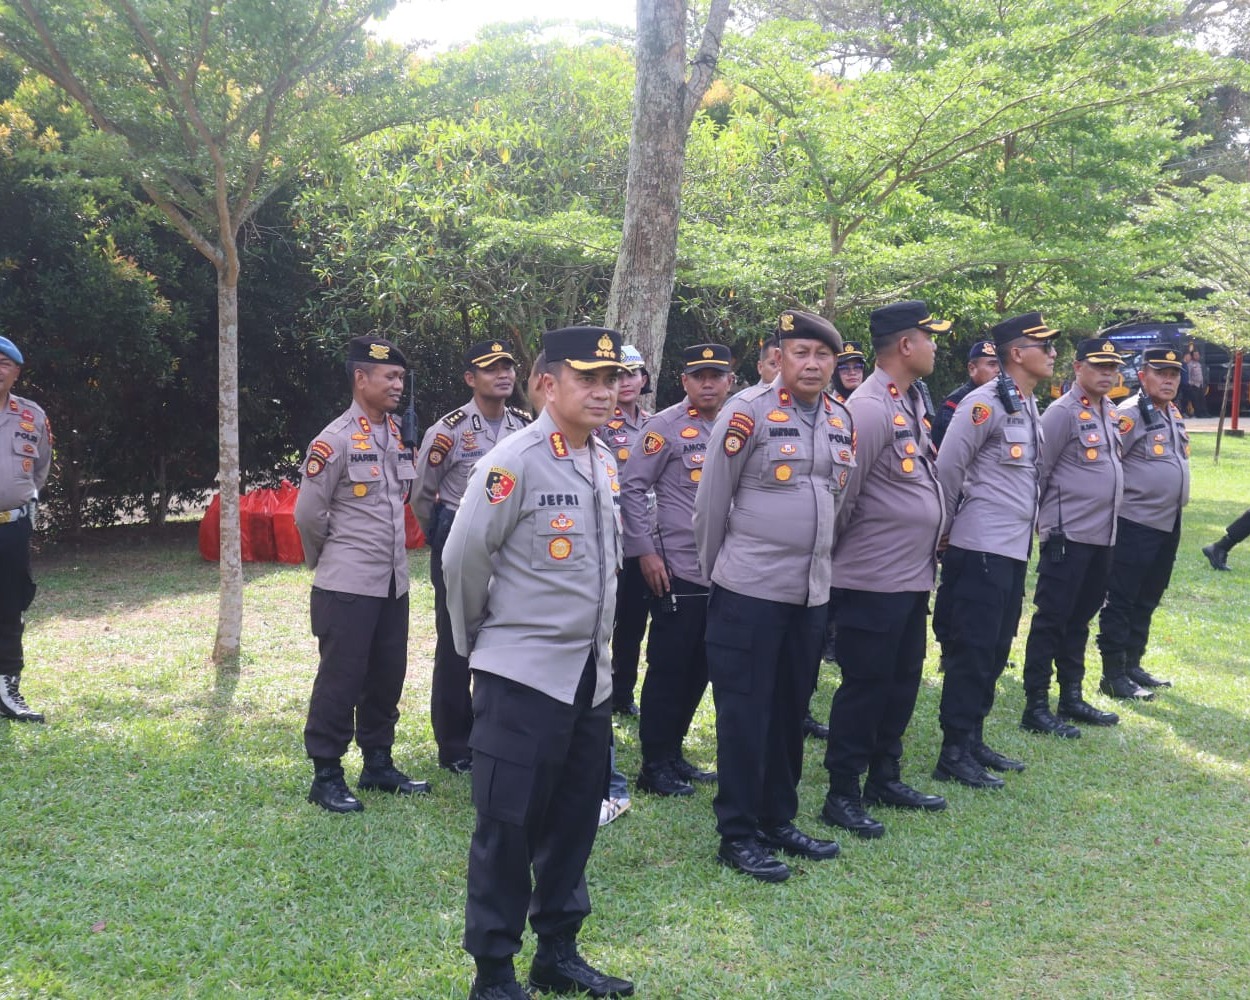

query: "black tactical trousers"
left=1097, top=516, right=1181, bottom=661
left=429, top=506, right=473, bottom=765
left=1023, top=539, right=1112, bottom=693
left=935, top=547, right=1026, bottom=744
left=463, top=657, right=610, bottom=962
left=824, top=590, right=929, bottom=779
left=610, top=556, right=650, bottom=707
left=0, top=518, right=35, bottom=676
left=304, top=580, right=408, bottom=760
left=706, top=586, right=825, bottom=840
left=638, top=576, right=710, bottom=764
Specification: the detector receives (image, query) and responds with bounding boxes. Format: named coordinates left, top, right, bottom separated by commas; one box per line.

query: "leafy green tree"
left=0, top=0, right=408, bottom=662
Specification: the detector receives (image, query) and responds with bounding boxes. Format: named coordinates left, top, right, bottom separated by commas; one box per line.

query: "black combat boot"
left=635, top=759, right=694, bottom=797
left=1020, top=689, right=1081, bottom=738
left=1099, top=652, right=1154, bottom=701
left=1202, top=539, right=1231, bottom=570
left=0, top=673, right=44, bottom=722
left=1057, top=682, right=1119, bottom=726
left=864, top=756, right=947, bottom=811
left=1125, top=652, right=1172, bottom=689
left=933, top=739, right=1004, bottom=789
left=529, top=935, right=634, bottom=998
left=308, top=759, right=364, bottom=813
left=358, top=747, right=431, bottom=795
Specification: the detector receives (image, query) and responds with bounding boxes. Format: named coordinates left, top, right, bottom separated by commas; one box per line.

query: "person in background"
left=0, top=333, right=51, bottom=723
left=1183, top=348, right=1206, bottom=418
left=755, top=334, right=781, bottom=386
left=830, top=341, right=867, bottom=401
left=295, top=336, right=430, bottom=813
left=932, top=341, right=1000, bottom=448
left=1202, top=508, right=1250, bottom=571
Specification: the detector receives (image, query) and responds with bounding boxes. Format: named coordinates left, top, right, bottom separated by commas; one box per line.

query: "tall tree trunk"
left=212, top=264, right=242, bottom=665
left=604, top=0, right=731, bottom=376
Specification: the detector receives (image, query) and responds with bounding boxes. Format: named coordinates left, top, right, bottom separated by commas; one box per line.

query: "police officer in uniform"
left=413, top=340, right=530, bottom=773
left=0, top=335, right=51, bottom=723
left=596, top=345, right=651, bottom=715
left=443, top=326, right=634, bottom=1000
left=1203, top=508, right=1250, bottom=570
left=821, top=301, right=950, bottom=839
left=931, top=312, right=1058, bottom=788
left=1096, top=346, right=1190, bottom=698
left=932, top=340, right=1000, bottom=448
left=694, top=309, right=852, bottom=883
left=295, top=336, right=430, bottom=812
left=621, top=343, right=734, bottom=797
left=831, top=341, right=867, bottom=400
left=1020, top=339, right=1125, bottom=738
left=755, top=334, right=780, bottom=386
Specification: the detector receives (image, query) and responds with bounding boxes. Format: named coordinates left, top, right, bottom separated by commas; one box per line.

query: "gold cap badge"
left=595, top=334, right=616, bottom=359
left=779, top=313, right=794, bottom=332
left=703, top=347, right=714, bottom=359
left=1166, top=351, right=1176, bottom=361
left=491, top=342, right=503, bottom=353
left=368, top=344, right=390, bottom=361
left=1103, top=342, right=1115, bottom=352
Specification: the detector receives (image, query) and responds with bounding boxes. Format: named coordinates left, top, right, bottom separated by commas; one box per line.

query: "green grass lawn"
left=3, top=431, right=1249, bottom=999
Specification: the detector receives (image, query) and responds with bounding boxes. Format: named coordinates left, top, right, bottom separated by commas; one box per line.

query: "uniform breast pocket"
left=888, top=438, right=922, bottom=482
left=532, top=510, right=588, bottom=570
left=761, top=439, right=806, bottom=488
left=344, top=460, right=385, bottom=502
left=10, top=434, right=36, bottom=483
left=1000, top=425, right=1032, bottom=466
left=681, top=449, right=706, bottom=485
left=1077, top=429, right=1105, bottom=464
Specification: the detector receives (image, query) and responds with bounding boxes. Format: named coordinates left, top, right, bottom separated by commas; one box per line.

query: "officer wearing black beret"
left=0, top=334, right=52, bottom=723
left=413, top=339, right=529, bottom=774
left=821, top=300, right=950, bottom=839
left=932, top=340, right=1000, bottom=448
left=1019, top=339, right=1125, bottom=738
left=294, top=336, right=429, bottom=812
left=443, top=326, right=634, bottom=1000
left=1096, top=345, right=1189, bottom=698
left=931, top=311, right=1057, bottom=788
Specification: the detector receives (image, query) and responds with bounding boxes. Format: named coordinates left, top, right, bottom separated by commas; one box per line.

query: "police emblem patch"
left=1118, top=415, right=1134, bottom=434
left=970, top=403, right=991, bottom=426
left=724, top=433, right=744, bottom=456
left=549, top=537, right=573, bottom=560
left=550, top=513, right=575, bottom=532
left=306, top=457, right=324, bottom=477
left=1085, top=448, right=1098, bottom=461
left=485, top=467, right=517, bottom=504
left=901, top=458, right=915, bottom=474
left=775, top=464, right=793, bottom=482
left=643, top=431, right=665, bottom=456
left=353, top=483, right=368, bottom=497
left=690, top=469, right=702, bottom=482
left=617, top=448, right=630, bottom=461
left=1009, top=444, right=1023, bottom=459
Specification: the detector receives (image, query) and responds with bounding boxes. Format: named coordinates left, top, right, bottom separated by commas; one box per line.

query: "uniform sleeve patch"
left=306, top=456, right=325, bottom=478
left=310, top=439, right=334, bottom=460
left=642, top=431, right=666, bottom=456
left=970, top=403, right=991, bottom=426
left=1118, top=415, right=1134, bottom=434
left=485, top=467, right=517, bottom=504
left=428, top=432, right=454, bottom=466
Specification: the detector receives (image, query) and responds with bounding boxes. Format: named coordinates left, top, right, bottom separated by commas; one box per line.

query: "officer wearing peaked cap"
left=820, top=300, right=950, bottom=840
left=295, top=335, right=429, bottom=812
left=596, top=343, right=652, bottom=717
left=0, top=334, right=52, bottom=724
left=932, top=340, right=1000, bottom=448
left=1096, top=345, right=1189, bottom=699
left=694, top=308, right=852, bottom=883
left=443, top=326, right=634, bottom=1000
left=931, top=311, right=1057, bottom=789
left=622, top=343, right=734, bottom=798
left=831, top=341, right=868, bottom=401
left=413, top=339, right=529, bottom=774
left=1019, top=339, right=1125, bottom=739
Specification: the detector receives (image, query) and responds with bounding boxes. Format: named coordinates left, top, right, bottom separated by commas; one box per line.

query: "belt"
left=0, top=505, right=28, bottom=524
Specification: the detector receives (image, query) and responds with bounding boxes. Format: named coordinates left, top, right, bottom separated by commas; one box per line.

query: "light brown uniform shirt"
left=0, top=394, right=52, bottom=510
left=936, top=379, right=1043, bottom=562
left=1037, top=387, right=1123, bottom=546
left=694, top=379, right=854, bottom=607
left=412, top=399, right=529, bottom=533
left=1116, top=394, right=1190, bottom=532
left=294, top=400, right=416, bottom=598
left=831, top=368, right=945, bottom=593
left=620, top=399, right=714, bottom=586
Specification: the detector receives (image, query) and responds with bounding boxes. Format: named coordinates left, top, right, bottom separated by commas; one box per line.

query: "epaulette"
left=508, top=405, right=533, bottom=425
left=442, top=409, right=467, bottom=428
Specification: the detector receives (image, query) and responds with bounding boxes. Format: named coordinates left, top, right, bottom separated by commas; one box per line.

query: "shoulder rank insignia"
left=642, top=431, right=666, bottom=456
left=777, top=388, right=793, bottom=407
left=485, top=466, right=517, bottom=504
left=970, top=402, right=991, bottom=426
left=442, top=409, right=467, bottom=428
left=550, top=432, right=569, bottom=458
left=508, top=406, right=533, bottom=425
left=357, top=416, right=371, bottom=434
left=687, top=406, right=700, bottom=419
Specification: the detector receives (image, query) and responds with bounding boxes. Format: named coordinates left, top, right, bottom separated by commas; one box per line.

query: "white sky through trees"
left=372, top=0, right=635, bottom=48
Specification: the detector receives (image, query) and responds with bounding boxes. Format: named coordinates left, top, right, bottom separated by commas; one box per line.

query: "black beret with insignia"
left=776, top=310, right=843, bottom=353
left=348, top=335, right=407, bottom=368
